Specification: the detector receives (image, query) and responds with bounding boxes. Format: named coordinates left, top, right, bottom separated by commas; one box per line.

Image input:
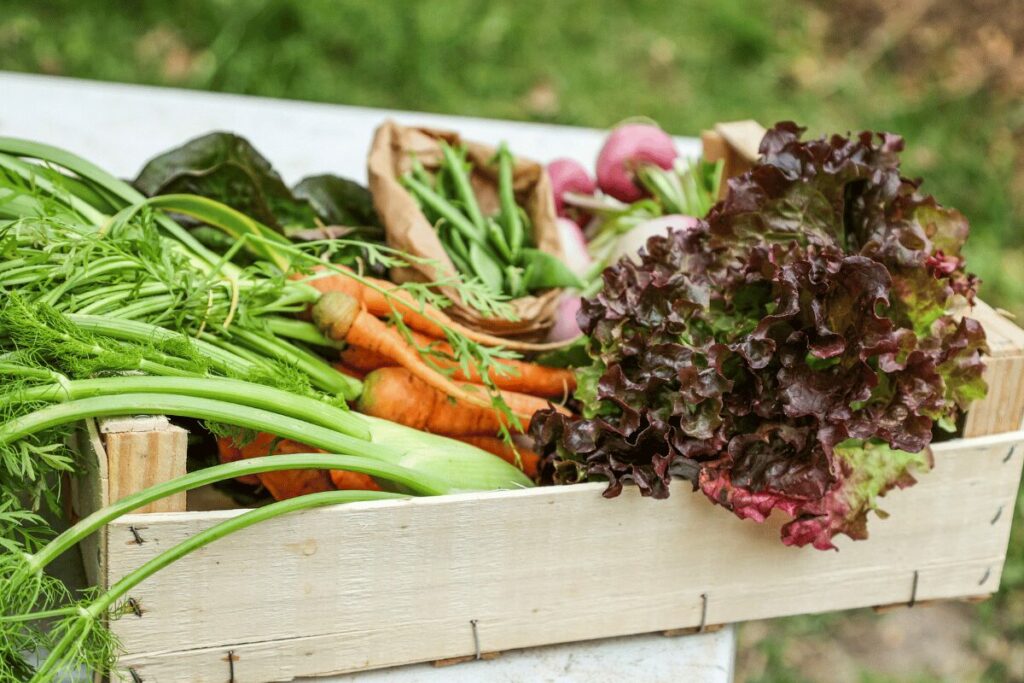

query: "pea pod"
left=438, top=222, right=474, bottom=276
left=496, top=143, right=525, bottom=258
left=469, top=241, right=505, bottom=294
left=520, top=247, right=583, bottom=290
left=486, top=216, right=514, bottom=262
left=505, top=264, right=525, bottom=298
left=400, top=174, right=484, bottom=247
left=440, top=141, right=486, bottom=232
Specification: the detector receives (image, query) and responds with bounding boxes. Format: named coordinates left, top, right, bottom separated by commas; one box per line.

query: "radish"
left=610, top=214, right=699, bottom=264
left=547, top=158, right=597, bottom=224
left=547, top=293, right=582, bottom=342
left=555, top=217, right=592, bottom=277
left=596, top=123, right=678, bottom=202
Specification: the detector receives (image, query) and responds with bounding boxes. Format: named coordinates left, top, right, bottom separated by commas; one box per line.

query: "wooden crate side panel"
left=964, top=352, right=1024, bottom=437
left=963, top=301, right=1024, bottom=436
left=70, top=419, right=110, bottom=590
left=105, top=431, right=1024, bottom=681
left=101, top=417, right=188, bottom=514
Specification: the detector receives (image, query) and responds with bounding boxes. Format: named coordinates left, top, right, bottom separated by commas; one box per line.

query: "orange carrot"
left=331, top=362, right=366, bottom=381
left=357, top=366, right=558, bottom=434
left=341, top=330, right=575, bottom=398
left=330, top=469, right=381, bottom=491
left=307, top=267, right=573, bottom=351
left=338, top=345, right=392, bottom=374
left=454, top=436, right=541, bottom=478
left=216, top=438, right=260, bottom=485
left=218, top=433, right=380, bottom=499
left=314, top=292, right=568, bottom=422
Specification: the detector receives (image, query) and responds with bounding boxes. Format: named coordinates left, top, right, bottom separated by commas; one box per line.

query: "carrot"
left=454, top=436, right=541, bottom=478
left=216, top=438, right=260, bottom=486
left=220, top=433, right=333, bottom=500
left=357, top=366, right=557, bottom=434
left=330, top=469, right=381, bottom=491
left=307, top=267, right=574, bottom=351
left=338, top=346, right=392, bottom=374
left=332, top=362, right=366, bottom=381
left=341, top=330, right=575, bottom=398
left=218, top=433, right=380, bottom=499
left=314, top=292, right=568, bottom=422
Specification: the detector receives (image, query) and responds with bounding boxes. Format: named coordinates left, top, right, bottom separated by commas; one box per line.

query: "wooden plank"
left=69, top=419, right=110, bottom=590
left=702, top=120, right=765, bottom=199
left=100, top=416, right=188, bottom=514
left=120, top=626, right=737, bottom=683
left=714, top=120, right=765, bottom=161
left=103, top=430, right=1023, bottom=681
left=965, top=300, right=1024, bottom=436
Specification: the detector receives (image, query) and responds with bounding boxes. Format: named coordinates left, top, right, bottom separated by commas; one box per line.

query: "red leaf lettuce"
left=531, top=123, right=988, bottom=550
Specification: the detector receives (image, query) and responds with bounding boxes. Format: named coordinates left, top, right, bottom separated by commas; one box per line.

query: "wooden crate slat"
left=70, top=419, right=110, bottom=590
left=101, top=416, right=189, bottom=514
left=964, top=301, right=1024, bottom=436
left=100, top=430, right=1023, bottom=680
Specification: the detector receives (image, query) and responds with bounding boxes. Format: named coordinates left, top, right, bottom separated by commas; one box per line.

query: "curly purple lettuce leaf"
left=531, top=123, right=987, bottom=550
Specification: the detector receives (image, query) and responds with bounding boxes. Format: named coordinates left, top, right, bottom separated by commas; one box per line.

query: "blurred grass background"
left=1, top=1, right=1021, bottom=680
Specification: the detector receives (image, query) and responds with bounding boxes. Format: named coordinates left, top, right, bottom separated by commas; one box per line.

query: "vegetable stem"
left=5, top=376, right=369, bottom=440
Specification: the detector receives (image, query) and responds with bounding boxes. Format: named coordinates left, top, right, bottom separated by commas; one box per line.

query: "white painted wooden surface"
left=0, top=72, right=701, bottom=185
left=99, top=430, right=1022, bottom=681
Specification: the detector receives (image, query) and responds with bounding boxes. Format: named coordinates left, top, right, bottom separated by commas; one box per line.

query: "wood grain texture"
left=101, top=417, right=188, bottom=514
left=102, top=431, right=1024, bottom=682
left=70, top=419, right=109, bottom=590
left=964, top=301, right=1024, bottom=436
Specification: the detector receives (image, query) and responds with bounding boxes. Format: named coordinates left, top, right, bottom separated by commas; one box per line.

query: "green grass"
left=2, top=2, right=1021, bottom=681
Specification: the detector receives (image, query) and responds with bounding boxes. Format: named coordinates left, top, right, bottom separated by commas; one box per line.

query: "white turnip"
left=610, top=214, right=699, bottom=264
left=555, top=217, right=592, bottom=277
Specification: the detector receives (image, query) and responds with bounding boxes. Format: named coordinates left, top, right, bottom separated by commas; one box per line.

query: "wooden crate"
left=69, top=302, right=1024, bottom=682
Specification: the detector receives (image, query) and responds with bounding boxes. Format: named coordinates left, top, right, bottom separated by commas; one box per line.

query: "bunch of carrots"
left=218, top=267, right=576, bottom=497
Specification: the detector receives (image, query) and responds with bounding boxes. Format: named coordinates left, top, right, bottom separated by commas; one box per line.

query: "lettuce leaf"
left=531, top=123, right=987, bottom=549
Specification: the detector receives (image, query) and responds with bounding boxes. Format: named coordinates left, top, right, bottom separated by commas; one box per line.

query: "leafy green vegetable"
left=532, top=122, right=988, bottom=550
left=134, top=132, right=384, bottom=246
left=134, top=131, right=316, bottom=231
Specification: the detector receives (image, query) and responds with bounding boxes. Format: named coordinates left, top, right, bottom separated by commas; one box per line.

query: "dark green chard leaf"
left=532, top=123, right=987, bottom=550
left=134, top=132, right=317, bottom=232
left=292, top=174, right=382, bottom=236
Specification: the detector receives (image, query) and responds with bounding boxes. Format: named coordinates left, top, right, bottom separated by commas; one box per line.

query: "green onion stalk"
left=1, top=458, right=410, bottom=681
left=0, top=381, right=530, bottom=678
left=0, top=455, right=413, bottom=680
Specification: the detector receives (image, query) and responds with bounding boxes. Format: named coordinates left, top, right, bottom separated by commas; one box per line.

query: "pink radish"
left=555, top=217, right=592, bottom=277
left=596, top=123, right=677, bottom=202
left=547, top=293, right=583, bottom=342
left=547, top=158, right=596, bottom=223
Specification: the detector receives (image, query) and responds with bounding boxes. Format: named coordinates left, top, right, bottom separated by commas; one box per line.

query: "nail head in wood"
left=470, top=619, right=481, bottom=660
left=698, top=592, right=709, bottom=633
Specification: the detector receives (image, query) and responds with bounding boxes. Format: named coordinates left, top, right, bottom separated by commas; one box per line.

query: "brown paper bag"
left=367, top=120, right=563, bottom=339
